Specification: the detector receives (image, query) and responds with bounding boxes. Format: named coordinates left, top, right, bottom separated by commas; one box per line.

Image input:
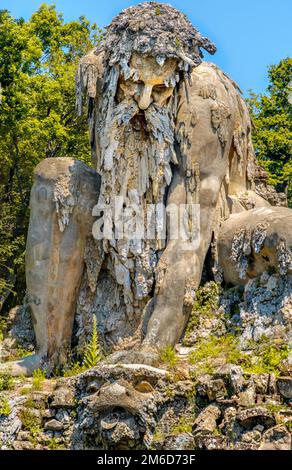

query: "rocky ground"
left=0, top=358, right=291, bottom=450
left=0, top=274, right=291, bottom=451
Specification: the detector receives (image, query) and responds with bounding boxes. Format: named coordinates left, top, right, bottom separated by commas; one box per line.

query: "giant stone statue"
left=1, top=2, right=291, bottom=375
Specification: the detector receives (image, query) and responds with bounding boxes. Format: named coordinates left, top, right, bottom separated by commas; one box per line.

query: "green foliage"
left=285, top=421, right=292, bottom=432
left=0, top=316, right=6, bottom=341
left=32, top=368, right=46, bottom=391
left=244, top=343, right=289, bottom=376
left=46, top=437, right=66, bottom=450
left=171, top=416, right=193, bottom=434
left=19, top=408, right=41, bottom=437
left=63, top=360, right=86, bottom=377
left=247, top=58, right=292, bottom=205
left=0, top=4, right=102, bottom=313
left=20, top=386, right=31, bottom=395
left=184, top=282, right=220, bottom=343
left=159, top=345, right=178, bottom=368
left=188, top=333, right=288, bottom=376
left=0, top=371, right=14, bottom=391
left=264, top=402, right=287, bottom=414
left=188, top=334, right=249, bottom=374
left=83, top=315, right=102, bottom=369
left=0, top=397, right=11, bottom=416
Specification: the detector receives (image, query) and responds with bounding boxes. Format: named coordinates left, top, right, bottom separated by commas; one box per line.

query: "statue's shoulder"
left=190, top=62, right=243, bottom=95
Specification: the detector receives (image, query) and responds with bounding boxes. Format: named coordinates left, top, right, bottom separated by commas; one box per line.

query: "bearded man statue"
left=2, top=2, right=290, bottom=376
left=75, top=2, right=257, bottom=353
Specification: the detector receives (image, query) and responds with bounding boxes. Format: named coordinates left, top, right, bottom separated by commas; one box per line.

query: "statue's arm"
left=143, top=63, right=239, bottom=348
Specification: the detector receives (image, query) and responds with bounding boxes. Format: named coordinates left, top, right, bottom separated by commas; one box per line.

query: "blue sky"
left=1, top=0, right=291, bottom=96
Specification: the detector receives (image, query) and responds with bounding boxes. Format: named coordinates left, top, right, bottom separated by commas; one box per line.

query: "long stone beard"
left=97, top=96, right=177, bottom=204
left=94, top=94, right=178, bottom=316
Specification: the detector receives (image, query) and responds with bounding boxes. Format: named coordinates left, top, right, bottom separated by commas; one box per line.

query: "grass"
left=170, top=416, right=193, bottom=434
left=0, top=398, right=11, bottom=416
left=19, top=408, right=42, bottom=440
left=15, top=346, right=32, bottom=359
left=159, top=346, right=178, bottom=368
left=188, top=334, right=244, bottom=374
left=63, top=361, right=86, bottom=377
left=184, top=282, right=221, bottom=344
left=0, top=371, right=14, bottom=391
left=46, top=437, right=66, bottom=450
left=0, top=316, right=6, bottom=341
left=188, top=333, right=289, bottom=377
left=243, top=343, right=289, bottom=376
left=32, top=369, right=46, bottom=391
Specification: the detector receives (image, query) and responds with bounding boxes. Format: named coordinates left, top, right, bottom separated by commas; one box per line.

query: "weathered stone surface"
left=277, top=377, right=292, bottom=399
left=163, top=433, right=195, bottom=450
left=73, top=1, right=286, bottom=355
left=197, top=376, right=228, bottom=401
left=50, top=385, right=76, bottom=408
left=12, top=440, right=35, bottom=450
left=259, top=425, right=291, bottom=450
left=218, top=207, right=292, bottom=285
left=193, top=405, right=221, bottom=433
left=1, top=2, right=290, bottom=379
left=44, top=419, right=64, bottom=431
left=236, top=407, right=276, bottom=430
left=0, top=158, right=100, bottom=376
left=220, top=273, right=292, bottom=347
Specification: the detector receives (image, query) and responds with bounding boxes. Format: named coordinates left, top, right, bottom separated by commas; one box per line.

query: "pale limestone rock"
left=218, top=207, right=292, bottom=285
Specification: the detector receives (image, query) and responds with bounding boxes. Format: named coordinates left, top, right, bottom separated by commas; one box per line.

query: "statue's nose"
left=138, top=84, right=153, bottom=110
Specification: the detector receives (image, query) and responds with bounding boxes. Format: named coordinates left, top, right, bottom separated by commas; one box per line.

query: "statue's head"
left=77, top=3, right=216, bottom=202
left=102, top=2, right=216, bottom=111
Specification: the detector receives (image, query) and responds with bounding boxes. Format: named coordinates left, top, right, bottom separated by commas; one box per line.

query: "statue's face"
left=118, top=53, right=178, bottom=110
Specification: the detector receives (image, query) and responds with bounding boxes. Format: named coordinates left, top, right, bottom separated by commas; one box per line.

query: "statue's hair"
left=99, top=2, right=216, bottom=71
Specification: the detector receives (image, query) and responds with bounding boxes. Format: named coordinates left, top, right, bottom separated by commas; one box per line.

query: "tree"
left=247, top=58, right=292, bottom=205
left=0, top=4, right=102, bottom=313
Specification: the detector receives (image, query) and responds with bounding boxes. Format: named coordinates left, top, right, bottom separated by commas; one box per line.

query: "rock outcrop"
left=0, top=360, right=291, bottom=450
